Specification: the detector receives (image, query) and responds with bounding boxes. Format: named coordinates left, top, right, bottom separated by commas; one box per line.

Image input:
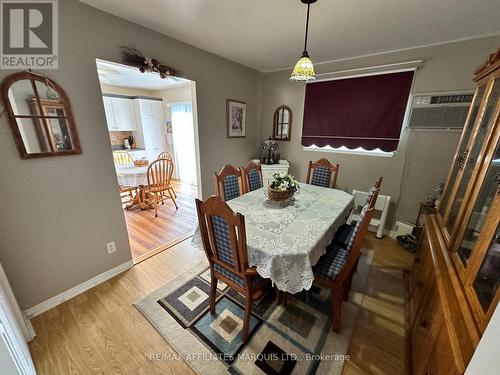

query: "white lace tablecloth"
left=115, top=165, right=148, bottom=187
left=192, top=184, right=354, bottom=294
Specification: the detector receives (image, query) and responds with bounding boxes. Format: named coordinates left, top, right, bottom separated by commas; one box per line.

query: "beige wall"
left=259, top=35, right=500, bottom=225
left=0, top=0, right=260, bottom=310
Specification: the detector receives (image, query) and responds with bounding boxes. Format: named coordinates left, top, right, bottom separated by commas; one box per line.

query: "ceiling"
left=83, top=0, right=500, bottom=72
left=96, top=59, right=191, bottom=89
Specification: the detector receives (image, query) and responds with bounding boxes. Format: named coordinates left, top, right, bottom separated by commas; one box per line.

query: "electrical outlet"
left=106, top=241, right=116, bottom=254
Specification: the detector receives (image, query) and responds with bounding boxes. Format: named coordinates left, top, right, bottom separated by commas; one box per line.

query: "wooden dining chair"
left=240, top=162, right=263, bottom=193
left=157, top=151, right=177, bottom=198
left=113, top=152, right=136, bottom=206
left=312, top=200, right=376, bottom=333
left=113, top=151, right=134, bottom=165
left=195, top=196, right=270, bottom=342
left=143, top=158, right=178, bottom=217
left=333, top=177, right=383, bottom=249
left=158, top=151, right=173, bottom=161
left=306, top=158, right=339, bottom=188
left=214, top=165, right=244, bottom=201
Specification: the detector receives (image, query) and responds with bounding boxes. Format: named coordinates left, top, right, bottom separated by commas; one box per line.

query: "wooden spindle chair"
left=157, top=151, right=177, bottom=198
left=113, top=151, right=134, bottom=166
left=306, top=158, right=340, bottom=188
left=158, top=151, right=174, bottom=161
left=240, top=162, right=263, bottom=193
left=143, top=158, right=178, bottom=217
left=195, top=196, right=270, bottom=342
left=113, top=151, right=137, bottom=206
left=214, top=165, right=244, bottom=201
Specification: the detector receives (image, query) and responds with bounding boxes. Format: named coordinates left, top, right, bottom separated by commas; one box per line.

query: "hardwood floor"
left=343, top=234, right=414, bottom=375
left=28, top=233, right=414, bottom=375
left=123, top=180, right=198, bottom=259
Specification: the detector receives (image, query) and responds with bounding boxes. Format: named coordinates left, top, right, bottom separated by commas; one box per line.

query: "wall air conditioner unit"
left=408, top=91, right=474, bottom=129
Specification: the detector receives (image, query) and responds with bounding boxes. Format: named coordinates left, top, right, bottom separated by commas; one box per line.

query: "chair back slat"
left=196, top=196, right=249, bottom=285
left=113, top=151, right=133, bottom=165
left=241, top=162, right=263, bottom=193
left=306, top=158, right=339, bottom=188
left=214, top=165, right=243, bottom=201
left=147, top=158, right=174, bottom=191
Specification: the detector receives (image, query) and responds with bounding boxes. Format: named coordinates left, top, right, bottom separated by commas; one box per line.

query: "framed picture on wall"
left=226, top=99, right=246, bottom=138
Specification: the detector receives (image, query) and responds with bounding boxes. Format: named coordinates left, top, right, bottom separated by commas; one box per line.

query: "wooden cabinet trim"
left=423, top=215, right=480, bottom=372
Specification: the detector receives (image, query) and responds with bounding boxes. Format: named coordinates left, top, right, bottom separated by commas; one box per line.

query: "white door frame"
left=190, top=81, right=203, bottom=199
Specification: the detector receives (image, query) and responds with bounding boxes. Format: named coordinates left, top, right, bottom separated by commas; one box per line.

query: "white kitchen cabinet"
left=142, top=118, right=168, bottom=161
left=252, top=159, right=290, bottom=186
left=111, top=98, right=137, bottom=131
left=136, top=99, right=164, bottom=119
left=102, top=96, right=116, bottom=131
left=102, top=96, right=138, bottom=131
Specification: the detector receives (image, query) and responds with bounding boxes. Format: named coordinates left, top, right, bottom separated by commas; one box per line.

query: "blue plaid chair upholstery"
left=313, top=245, right=350, bottom=281
left=334, top=224, right=355, bottom=249
left=222, top=174, right=241, bottom=201
left=247, top=169, right=262, bottom=191
left=211, top=215, right=234, bottom=264
left=310, top=166, right=332, bottom=187
left=317, top=204, right=368, bottom=280
left=213, top=263, right=261, bottom=288
left=365, top=187, right=377, bottom=204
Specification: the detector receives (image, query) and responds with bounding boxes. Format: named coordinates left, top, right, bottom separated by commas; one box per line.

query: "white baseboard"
left=388, top=220, right=415, bottom=238
left=24, top=260, right=133, bottom=320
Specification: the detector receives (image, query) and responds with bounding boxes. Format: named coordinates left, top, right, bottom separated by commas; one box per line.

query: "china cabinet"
left=407, top=48, right=500, bottom=374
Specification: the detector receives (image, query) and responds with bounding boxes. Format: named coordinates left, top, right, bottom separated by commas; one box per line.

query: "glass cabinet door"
left=440, top=85, right=486, bottom=217
left=445, top=80, right=499, bottom=236
left=472, top=221, right=500, bottom=313
left=455, top=140, right=500, bottom=265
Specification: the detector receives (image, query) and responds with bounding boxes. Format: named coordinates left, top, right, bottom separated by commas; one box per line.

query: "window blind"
left=301, top=71, right=414, bottom=152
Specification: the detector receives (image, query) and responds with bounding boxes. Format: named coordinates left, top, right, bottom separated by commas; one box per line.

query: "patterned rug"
left=135, top=248, right=374, bottom=374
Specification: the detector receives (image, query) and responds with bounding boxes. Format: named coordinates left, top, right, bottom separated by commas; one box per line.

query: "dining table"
left=115, top=164, right=150, bottom=210
left=115, top=164, right=149, bottom=187
left=192, top=183, right=354, bottom=294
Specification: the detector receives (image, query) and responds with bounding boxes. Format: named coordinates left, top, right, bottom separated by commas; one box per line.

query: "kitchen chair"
left=158, top=151, right=173, bottom=161
left=240, top=162, right=263, bottom=193
left=306, top=158, right=339, bottom=188
left=195, top=196, right=270, bottom=342
left=113, top=151, right=136, bottom=206
left=143, top=158, right=178, bottom=217
left=157, top=151, right=177, bottom=198
left=312, top=197, right=376, bottom=333
left=214, top=165, right=244, bottom=201
left=334, top=177, right=383, bottom=248
left=113, top=151, right=133, bottom=165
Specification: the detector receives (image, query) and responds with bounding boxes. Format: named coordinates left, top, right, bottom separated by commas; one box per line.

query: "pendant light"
left=290, top=0, right=317, bottom=82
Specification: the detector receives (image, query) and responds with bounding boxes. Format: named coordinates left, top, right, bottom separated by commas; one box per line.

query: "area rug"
left=135, top=248, right=374, bottom=374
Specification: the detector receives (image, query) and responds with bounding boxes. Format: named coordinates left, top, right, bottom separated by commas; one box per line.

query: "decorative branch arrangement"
left=120, top=47, right=179, bottom=79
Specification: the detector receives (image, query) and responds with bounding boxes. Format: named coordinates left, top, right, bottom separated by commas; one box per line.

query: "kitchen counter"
left=111, top=146, right=146, bottom=151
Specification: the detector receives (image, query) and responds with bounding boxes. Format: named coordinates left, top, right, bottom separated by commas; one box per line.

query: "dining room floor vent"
left=408, top=92, right=474, bottom=129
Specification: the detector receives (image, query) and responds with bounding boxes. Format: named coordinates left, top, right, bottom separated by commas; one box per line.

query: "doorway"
left=96, top=59, right=202, bottom=262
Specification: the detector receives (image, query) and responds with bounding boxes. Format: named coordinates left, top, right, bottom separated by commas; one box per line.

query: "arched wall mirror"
left=272, top=105, right=292, bottom=141
left=1, top=72, right=81, bottom=159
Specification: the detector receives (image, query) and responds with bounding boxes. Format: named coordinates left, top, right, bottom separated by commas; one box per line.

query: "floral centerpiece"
left=268, top=172, right=299, bottom=201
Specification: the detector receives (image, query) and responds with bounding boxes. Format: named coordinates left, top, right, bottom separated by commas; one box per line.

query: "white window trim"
left=303, top=145, right=395, bottom=158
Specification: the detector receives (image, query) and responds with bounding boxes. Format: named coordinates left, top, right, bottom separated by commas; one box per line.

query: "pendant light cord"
left=303, top=3, right=311, bottom=53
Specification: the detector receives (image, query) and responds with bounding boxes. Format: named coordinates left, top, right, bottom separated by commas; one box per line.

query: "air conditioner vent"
left=409, top=91, right=473, bottom=129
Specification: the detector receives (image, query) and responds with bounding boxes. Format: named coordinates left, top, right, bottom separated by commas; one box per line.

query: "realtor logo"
left=1, top=0, right=58, bottom=68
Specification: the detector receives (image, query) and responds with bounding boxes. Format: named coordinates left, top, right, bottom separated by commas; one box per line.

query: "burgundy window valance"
left=301, top=71, right=414, bottom=152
